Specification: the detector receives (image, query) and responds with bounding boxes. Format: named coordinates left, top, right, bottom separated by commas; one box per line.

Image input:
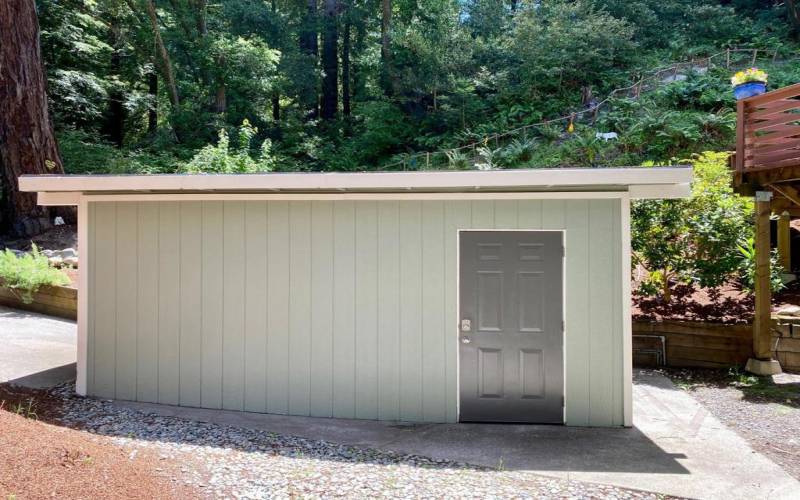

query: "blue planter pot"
left=733, top=81, right=767, bottom=100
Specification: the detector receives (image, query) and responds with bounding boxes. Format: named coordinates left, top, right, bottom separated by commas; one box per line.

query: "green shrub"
left=183, top=119, right=276, bottom=174
left=736, top=237, right=785, bottom=294
left=0, top=246, right=70, bottom=304
left=632, top=151, right=753, bottom=301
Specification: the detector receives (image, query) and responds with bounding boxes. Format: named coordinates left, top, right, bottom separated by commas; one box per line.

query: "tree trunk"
left=380, top=0, right=394, bottom=95
left=143, top=0, right=180, bottom=108
left=300, top=0, right=319, bottom=119
left=788, top=0, right=800, bottom=38
left=104, top=24, right=125, bottom=148
left=272, top=92, right=280, bottom=122
left=321, top=0, right=338, bottom=120
left=148, top=68, right=158, bottom=133
left=342, top=13, right=351, bottom=118
left=0, top=0, right=65, bottom=236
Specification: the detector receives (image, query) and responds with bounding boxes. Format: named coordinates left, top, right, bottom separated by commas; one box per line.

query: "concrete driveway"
left=0, top=305, right=76, bottom=387
left=118, top=370, right=800, bottom=500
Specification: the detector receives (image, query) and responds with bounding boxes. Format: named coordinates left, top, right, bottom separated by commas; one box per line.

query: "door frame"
left=456, top=229, right=567, bottom=423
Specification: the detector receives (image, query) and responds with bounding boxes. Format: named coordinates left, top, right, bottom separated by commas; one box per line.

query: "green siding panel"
left=87, top=198, right=625, bottom=426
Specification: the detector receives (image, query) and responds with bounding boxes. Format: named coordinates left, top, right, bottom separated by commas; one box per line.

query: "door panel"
left=459, top=231, right=564, bottom=423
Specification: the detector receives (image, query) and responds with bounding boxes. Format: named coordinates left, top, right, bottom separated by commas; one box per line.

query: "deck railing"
left=735, top=82, right=800, bottom=175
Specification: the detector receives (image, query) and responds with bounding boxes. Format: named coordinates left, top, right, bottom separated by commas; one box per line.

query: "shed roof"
left=20, top=167, right=692, bottom=200
left=19, top=166, right=692, bottom=197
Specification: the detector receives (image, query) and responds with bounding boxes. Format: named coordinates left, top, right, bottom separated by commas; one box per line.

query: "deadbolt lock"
left=460, top=319, right=471, bottom=332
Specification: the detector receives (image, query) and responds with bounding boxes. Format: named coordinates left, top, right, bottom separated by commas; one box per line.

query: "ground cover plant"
left=0, top=245, right=69, bottom=303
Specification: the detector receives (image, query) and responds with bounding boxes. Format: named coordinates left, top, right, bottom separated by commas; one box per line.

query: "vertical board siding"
left=377, top=202, right=401, bottom=420
left=398, top=202, right=423, bottom=421
left=114, top=202, right=138, bottom=401
left=588, top=200, right=616, bottom=426
left=288, top=202, right=312, bottom=415
left=201, top=202, right=224, bottom=409
left=444, top=201, right=470, bottom=422
left=158, top=202, right=180, bottom=405
left=564, top=201, right=591, bottom=425
left=421, top=202, right=446, bottom=422
left=179, top=202, right=202, bottom=407
left=332, top=202, right=356, bottom=418
left=266, top=202, right=290, bottom=414
left=244, top=202, right=268, bottom=413
left=309, top=202, right=334, bottom=417
left=136, top=202, right=159, bottom=403
left=355, top=202, right=379, bottom=419
left=222, top=202, right=246, bottom=410
left=88, top=198, right=623, bottom=425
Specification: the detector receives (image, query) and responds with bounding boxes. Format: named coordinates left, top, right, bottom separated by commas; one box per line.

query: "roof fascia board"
left=20, top=167, right=692, bottom=194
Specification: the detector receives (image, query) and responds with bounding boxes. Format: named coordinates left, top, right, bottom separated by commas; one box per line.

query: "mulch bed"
left=664, top=368, right=800, bottom=481
left=632, top=279, right=800, bottom=324
left=0, top=384, right=196, bottom=499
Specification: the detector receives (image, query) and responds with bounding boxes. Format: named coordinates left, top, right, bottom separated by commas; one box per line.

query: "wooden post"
left=754, top=191, right=773, bottom=360
left=726, top=49, right=730, bottom=69
left=752, top=49, right=758, bottom=66
left=778, top=210, right=791, bottom=272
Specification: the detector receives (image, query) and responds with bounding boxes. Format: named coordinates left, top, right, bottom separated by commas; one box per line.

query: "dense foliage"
left=0, top=246, right=70, bottom=303
left=632, top=152, right=784, bottom=300
left=39, top=0, right=800, bottom=173
left=31, top=0, right=800, bottom=301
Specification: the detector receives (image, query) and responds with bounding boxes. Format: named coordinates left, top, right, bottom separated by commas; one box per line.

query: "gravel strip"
left=49, top=384, right=672, bottom=499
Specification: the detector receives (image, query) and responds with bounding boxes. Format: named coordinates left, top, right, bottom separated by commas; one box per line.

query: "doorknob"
left=461, top=337, right=471, bottom=344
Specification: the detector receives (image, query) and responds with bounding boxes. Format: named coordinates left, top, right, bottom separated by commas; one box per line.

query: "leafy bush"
left=736, top=237, right=785, bottom=294
left=0, top=246, right=70, bottom=304
left=183, top=120, right=276, bottom=174
left=632, top=151, right=753, bottom=301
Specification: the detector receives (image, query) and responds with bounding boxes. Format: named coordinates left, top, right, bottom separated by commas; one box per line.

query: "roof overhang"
left=20, top=167, right=692, bottom=205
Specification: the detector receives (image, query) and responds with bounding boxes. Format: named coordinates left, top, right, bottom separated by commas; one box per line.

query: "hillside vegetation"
left=41, top=0, right=800, bottom=173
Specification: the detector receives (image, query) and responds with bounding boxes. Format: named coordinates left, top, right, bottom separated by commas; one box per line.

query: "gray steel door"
left=459, top=231, right=564, bottom=423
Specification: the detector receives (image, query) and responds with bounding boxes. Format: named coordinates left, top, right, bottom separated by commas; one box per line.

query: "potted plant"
left=731, top=68, right=768, bottom=100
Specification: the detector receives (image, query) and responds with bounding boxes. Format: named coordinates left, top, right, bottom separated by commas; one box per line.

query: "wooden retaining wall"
left=634, top=319, right=800, bottom=372
left=633, top=320, right=753, bottom=368
left=0, top=284, right=77, bottom=320
left=773, top=321, right=800, bottom=372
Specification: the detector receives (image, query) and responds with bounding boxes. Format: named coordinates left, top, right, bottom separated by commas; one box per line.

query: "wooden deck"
left=733, top=82, right=800, bottom=212
left=731, top=82, right=800, bottom=372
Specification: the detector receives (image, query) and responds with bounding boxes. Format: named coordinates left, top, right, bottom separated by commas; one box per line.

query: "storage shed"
left=21, top=167, right=691, bottom=427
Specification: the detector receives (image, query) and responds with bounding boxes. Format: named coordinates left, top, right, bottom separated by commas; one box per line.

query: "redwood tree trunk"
left=320, top=0, right=338, bottom=120
left=342, top=13, right=351, bottom=118
left=0, top=0, right=65, bottom=236
left=380, top=0, right=394, bottom=96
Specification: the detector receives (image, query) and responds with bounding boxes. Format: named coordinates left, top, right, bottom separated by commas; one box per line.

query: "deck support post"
left=746, top=191, right=782, bottom=375
left=778, top=210, right=791, bottom=272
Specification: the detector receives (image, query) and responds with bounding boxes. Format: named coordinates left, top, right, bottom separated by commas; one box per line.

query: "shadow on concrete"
left=102, top=399, right=688, bottom=475
left=6, top=363, right=76, bottom=389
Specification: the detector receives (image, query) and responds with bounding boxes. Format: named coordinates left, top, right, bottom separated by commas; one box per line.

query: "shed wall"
left=87, top=199, right=624, bottom=426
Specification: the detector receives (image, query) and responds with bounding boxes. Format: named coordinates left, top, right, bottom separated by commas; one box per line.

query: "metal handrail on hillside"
left=380, top=48, right=780, bottom=171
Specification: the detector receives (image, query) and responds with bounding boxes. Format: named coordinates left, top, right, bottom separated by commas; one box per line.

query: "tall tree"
left=321, top=0, right=339, bottom=120
left=301, top=0, right=319, bottom=118
left=0, top=0, right=65, bottom=236
left=342, top=8, right=352, bottom=118
left=380, top=0, right=394, bottom=95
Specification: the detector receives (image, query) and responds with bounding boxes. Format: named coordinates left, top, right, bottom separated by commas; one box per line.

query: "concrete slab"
left=116, top=370, right=800, bottom=500
left=0, top=305, right=76, bottom=387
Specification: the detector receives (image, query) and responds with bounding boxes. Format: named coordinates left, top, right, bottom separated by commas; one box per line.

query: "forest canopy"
left=36, top=0, right=800, bottom=174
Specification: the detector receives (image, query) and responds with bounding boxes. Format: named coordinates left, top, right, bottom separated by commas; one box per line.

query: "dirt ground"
left=0, top=224, right=77, bottom=253
left=665, top=368, right=800, bottom=481
left=0, top=385, right=195, bottom=499
left=632, top=274, right=800, bottom=324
